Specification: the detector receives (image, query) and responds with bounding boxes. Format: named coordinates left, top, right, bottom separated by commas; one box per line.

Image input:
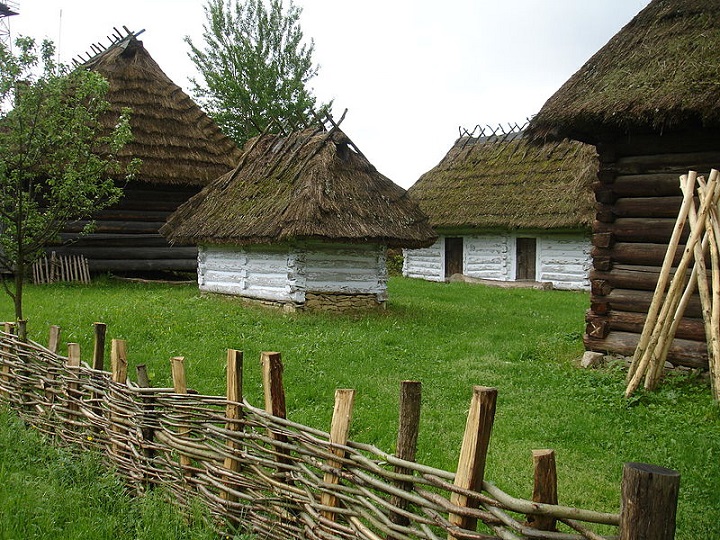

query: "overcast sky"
left=9, top=0, right=652, bottom=188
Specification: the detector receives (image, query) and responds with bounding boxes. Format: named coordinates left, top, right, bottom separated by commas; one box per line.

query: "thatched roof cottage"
left=527, top=0, right=720, bottom=367
left=403, top=127, right=597, bottom=290
left=51, top=31, right=242, bottom=273
left=161, top=123, right=436, bottom=310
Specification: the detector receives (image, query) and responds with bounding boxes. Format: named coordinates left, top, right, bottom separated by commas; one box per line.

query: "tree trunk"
left=13, top=261, right=23, bottom=321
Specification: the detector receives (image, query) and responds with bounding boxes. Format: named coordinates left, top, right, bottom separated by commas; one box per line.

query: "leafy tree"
left=0, top=36, right=138, bottom=321
left=186, top=0, right=331, bottom=146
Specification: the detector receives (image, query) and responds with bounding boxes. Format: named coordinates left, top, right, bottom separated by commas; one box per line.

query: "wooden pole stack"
left=626, top=169, right=720, bottom=400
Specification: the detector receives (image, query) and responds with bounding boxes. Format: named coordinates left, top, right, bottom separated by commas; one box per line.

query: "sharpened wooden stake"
left=261, top=351, right=292, bottom=477
left=389, top=381, right=421, bottom=530
left=92, top=322, right=107, bottom=371
left=526, top=449, right=558, bottom=531
left=448, top=386, right=497, bottom=536
left=170, top=356, right=191, bottom=470
left=223, top=349, right=244, bottom=503
left=111, top=339, right=128, bottom=384
left=321, top=388, right=355, bottom=521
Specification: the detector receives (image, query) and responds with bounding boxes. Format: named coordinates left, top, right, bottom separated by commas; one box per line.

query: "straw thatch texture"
left=161, top=127, right=436, bottom=249
left=527, top=0, right=720, bottom=143
left=408, top=131, right=597, bottom=231
left=85, top=36, right=242, bottom=186
left=0, top=328, right=622, bottom=540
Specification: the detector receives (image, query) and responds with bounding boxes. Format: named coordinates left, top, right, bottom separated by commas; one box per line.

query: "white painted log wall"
left=198, top=242, right=388, bottom=303
left=402, top=240, right=443, bottom=281
left=403, top=232, right=591, bottom=291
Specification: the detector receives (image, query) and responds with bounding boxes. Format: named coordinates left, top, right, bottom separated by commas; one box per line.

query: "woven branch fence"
left=0, top=322, right=680, bottom=540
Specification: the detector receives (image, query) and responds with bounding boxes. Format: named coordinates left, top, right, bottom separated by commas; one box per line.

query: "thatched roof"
left=83, top=34, right=242, bottom=185
left=407, top=127, right=597, bottom=231
left=527, top=0, right=720, bottom=143
left=160, top=125, right=437, bottom=249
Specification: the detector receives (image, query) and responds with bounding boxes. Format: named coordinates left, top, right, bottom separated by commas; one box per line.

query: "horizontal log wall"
left=586, top=131, right=720, bottom=368
left=48, top=181, right=201, bottom=274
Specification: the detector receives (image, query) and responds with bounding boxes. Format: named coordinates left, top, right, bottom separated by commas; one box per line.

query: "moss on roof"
left=408, top=130, right=597, bottom=230
left=528, top=0, right=720, bottom=143
left=161, top=126, right=437, bottom=249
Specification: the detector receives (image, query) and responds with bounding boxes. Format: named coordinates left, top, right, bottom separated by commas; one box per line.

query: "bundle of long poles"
left=626, top=169, right=720, bottom=401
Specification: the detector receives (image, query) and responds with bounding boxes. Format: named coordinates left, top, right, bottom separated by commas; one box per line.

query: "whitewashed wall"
left=198, top=242, right=388, bottom=304
left=402, top=240, right=444, bottom=281
left=404, top=232, right=591, bottom=291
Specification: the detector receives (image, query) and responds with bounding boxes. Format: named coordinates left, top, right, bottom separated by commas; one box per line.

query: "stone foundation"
left=303, top=292, right=386, bottom=312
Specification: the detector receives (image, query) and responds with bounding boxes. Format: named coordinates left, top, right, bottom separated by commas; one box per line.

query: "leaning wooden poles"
left=626, top=169, right=720, bottom=400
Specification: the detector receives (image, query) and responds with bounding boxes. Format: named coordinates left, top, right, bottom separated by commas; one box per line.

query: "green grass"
left=2, top=276, right=719, bottom=539
left=0, top=406, right=219, bottom=540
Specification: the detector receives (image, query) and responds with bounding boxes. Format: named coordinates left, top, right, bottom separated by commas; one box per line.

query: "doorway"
left=444, top=237, right=463, bottom=279
left=516, top=238, right=537, bottom=281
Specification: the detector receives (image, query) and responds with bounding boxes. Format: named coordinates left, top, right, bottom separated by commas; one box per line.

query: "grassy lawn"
left=1, top=276, right=718, bottom=539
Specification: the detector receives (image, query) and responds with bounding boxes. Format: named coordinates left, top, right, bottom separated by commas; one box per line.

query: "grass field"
left=1, top=276, right=719, bottom=539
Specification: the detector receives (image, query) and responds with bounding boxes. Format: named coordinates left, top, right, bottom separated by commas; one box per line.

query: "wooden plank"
left=320, top=388, right=355, bottom=521
left=87, top=259, right=197, bottom=272
left=448, top=386, right=497, bottom=535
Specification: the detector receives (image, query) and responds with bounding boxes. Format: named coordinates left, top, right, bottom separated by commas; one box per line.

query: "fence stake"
left=136, top=364, right=155, bottom=490
left=526, top=449, right=558, bottom=531
left=170, top=356, right=191, bottom=471
left=111, top=339, right=128, bottom=384
left=389, top=380, right=421, bottom=531
left=223, top=349, right=244, bottom=503
left=321, top=388, right=355, bottom=521
left=448, top=386, right=497, bottom=536
left=92, top=323, right=107, bottom=371
left=619, top=462, right=680, bottom=540
left=48, top=325, right=61, bottom=354
left=66, top=343, right=81, bottom=415
left=261, top=351, right=292, bottom=478
left=1, top=322, right=16, bottom=399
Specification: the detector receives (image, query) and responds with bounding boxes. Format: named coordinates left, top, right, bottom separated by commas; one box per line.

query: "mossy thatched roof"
left=85, top=35, right=242, bottom=185
left=527, top=0, right=720, bottom=143
left=160, top=125, right=437, bottom=249
left=408, top=129, right=597, bottom=231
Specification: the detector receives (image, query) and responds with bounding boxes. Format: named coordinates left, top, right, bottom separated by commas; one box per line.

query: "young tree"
left=0, top=36, right=138, bottom=321
left=186, top=0, right=331, bottom=146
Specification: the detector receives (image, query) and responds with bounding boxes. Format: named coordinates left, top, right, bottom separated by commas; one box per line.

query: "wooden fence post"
left=619, top=462, right=680, bottom=540
left=223, top=349, right=244, bottom=503
left=109, top=339, right=128, bottom=459
left=136, top=364, right=155, bottom=490
left=48, top=325, right=61, bottom=354
left=170, top=356, right=191, bottom=471
left=92, top=323, right=107, bottom=371
left=321, top=388, right=355, bottom=521
left=448, top=386, right=497, bottom=536
left=526, top=449, right=558, bottom=531
left=261, top=351, right=292, bottom=478
left=389, top=380, right=421, bottom=530
left=66, top=343, right=81, bottom=416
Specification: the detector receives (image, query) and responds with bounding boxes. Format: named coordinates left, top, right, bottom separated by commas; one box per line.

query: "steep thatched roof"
left=527, top=0, right=720, bottom=143
left=408, top=127, right=597, bottom=231
left=83, top=33, right=242, bottom=185
left=160, top=124, right=437, bottom=249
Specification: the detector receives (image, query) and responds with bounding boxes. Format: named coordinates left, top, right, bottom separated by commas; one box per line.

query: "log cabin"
left=527, top=0, right=720, bottom=368
left=160, top=123, right=436, bottom=310
left=403, top=126, right=597, bottom=290
left=49, top=31, right=242, bottom=274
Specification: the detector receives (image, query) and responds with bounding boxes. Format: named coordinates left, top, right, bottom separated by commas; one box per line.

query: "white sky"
left=9, top=0, right=652, bottom=188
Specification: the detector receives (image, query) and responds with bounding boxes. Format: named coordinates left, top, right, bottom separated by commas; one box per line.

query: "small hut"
left=49, top=29, right=242, bottom=273
left=527, top=0, right=720, bottom=367
left=161, top=122, right=436, bottom=310
left=403, top=126, right=597, bottom=290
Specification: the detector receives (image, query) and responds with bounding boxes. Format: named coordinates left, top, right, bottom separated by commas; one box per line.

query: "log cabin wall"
left=48, top=181, right=201, bottom=274
left=585, top=130, right=720, bottom=369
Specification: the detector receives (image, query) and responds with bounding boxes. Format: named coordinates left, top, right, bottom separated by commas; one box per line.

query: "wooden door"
left=444, top=237, right=463, bottom=279
left=516, top=238, right=537, bottom=281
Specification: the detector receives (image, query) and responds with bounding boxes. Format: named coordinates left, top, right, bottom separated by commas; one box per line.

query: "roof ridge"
left=72, top=26, right=145, bottom=67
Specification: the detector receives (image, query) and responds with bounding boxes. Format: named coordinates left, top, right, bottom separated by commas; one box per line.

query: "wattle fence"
left=0, top=321, right=680, bottom=540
